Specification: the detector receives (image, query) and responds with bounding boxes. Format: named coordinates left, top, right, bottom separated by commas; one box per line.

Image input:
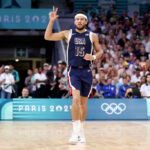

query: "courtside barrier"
left=0, top=98, right=149, bottom=120
left=0, top=99, right=13, bottom=120
left=13, top=99, right=72, bottom=120
left=87, top=99, right=147, bottom=120
left=146, top=99, right=150, bottom=119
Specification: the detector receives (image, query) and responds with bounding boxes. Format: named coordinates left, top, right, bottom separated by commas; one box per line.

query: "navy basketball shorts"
left=68, top=66, right=93, bottom=97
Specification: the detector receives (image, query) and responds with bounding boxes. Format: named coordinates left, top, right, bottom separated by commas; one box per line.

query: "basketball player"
left=44, top=6, right=102, bottom=144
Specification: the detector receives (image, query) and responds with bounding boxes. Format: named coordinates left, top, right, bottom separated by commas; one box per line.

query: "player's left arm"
left=84, top=33, right=102, bottom=61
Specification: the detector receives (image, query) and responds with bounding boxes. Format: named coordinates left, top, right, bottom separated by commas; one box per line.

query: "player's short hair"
left=75, top=11, right=87, bottom=17
left=74, top=11, right=88, bottom=20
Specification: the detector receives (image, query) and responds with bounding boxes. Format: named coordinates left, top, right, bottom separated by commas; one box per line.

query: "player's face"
left=74, top=16, right=87, bottom=30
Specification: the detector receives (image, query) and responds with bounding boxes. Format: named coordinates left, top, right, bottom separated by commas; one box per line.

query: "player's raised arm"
left=44, top=6, right=68, bottom=41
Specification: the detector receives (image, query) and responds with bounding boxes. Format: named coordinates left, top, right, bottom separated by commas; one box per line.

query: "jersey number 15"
left=75, top=46, right=85, bottom=57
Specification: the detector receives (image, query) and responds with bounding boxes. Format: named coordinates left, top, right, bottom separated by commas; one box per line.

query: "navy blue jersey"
left=67, top=29, right=93, bottom=67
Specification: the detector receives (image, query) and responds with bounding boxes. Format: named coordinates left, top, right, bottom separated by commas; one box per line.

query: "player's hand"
left=84, top=54, right=95, bottom=61
left=49, top=6, right=59, bottom=22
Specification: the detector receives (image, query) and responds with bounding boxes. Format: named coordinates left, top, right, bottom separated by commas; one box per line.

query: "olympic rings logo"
left=101, top=103, right=126, bottom=115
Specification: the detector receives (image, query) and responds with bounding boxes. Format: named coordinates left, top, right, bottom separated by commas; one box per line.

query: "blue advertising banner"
left=13, top=98, right=148, bottom=120
left=0, top=99, right=13, bottom=120
left=87, top=99, right=147, bottom=120
left=13, top=99, right=72, bottom=120
left=146, top=99, right=150, bottom=119
left=0, top=9, right=56, bottom=29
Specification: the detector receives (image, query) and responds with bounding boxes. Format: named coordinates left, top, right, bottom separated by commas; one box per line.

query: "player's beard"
left=76, top=25, right=86, bottom=31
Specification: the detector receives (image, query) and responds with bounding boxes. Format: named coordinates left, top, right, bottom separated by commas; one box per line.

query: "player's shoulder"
left=61, top=30, right=71, bottom=37
left=91, top=32, right=97, bottom=38
left=61, top=30, right=70, bottom=35
left=90, top=32, right=98, bottom=41
left=86, top=30, right=96, bottom=37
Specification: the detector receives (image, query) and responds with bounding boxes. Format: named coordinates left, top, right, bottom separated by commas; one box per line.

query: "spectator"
left=92, top=68, right=99, bottom=80
left=0, top=65, right=5, bottom=97
left=92, top=78, right=101, bottom=98
left=103, top=78, right=116, bottom=98
left=49, top=65, right=59, bottom=98
left=126, top=27, right=135, bottom=40
left=146, top=60, right=150, bottom=73
left=57, top=72, right=69, bottom=98
left=18, top=87, right=32, bottom=99
left=58, top=60, right=67, bottom=78
left=140, top=73, right=150, bottom=98
left=118, top=78, right=130, bottom=98
left=136, top=80, right=142, bottom=90
left=99, top=68, right=107, bottom=88
left=132, top=11, right=139, bottom=27
left=0, top=65, right=4, bottom=74
left=131, top=68, right=143, bottom=85
left=33, top=67, right=47, bottom=98
left=141, top=75, right=146, bottom=83
left=24, top=69, right=34, bottom=96
left=9, top=64, right=20, bottom=97
left=139, top=44, right=149, bottom=59
left=120, top=10, right=129, bottom=22
left=42, top=63, right=52, bottom=78
left=123, top=45, right=135, bottom=58
left=142, top=35, right=150, bottom=54
left=139, top=56, right=147, bottom=71
left=87, top=4, right=99, bottom=18
left=88, top=18, right=97, bottom=32
left=118, top=32, right=128, bottom=48
left=0, top=66, right=15, bottom=99
left=106, top=4, right=115, bottom=20
left=42, top=63, right=53, bottom=97
left=122, top=61, right=132, bottom=77
left=125, top=86, right=141, bottom=98
left=56, top=80, right=69, bottom=98
left=31, top=68, right=39, bottom=97
left=104, top=63, right=118, bottom=79
left=133, top=43, right=141, bottom=58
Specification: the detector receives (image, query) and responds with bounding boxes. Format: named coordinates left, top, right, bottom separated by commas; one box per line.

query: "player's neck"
left=75, top=28, right=86, bottom=33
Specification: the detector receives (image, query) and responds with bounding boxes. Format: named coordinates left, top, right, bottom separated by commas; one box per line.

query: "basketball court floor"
left=0, top=121, right=150, bottom=150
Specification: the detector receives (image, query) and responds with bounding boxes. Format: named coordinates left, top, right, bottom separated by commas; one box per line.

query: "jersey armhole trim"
left=89, top=31, right=93, bottom=55
left=66, top=29, right=72, bottom=66
left=68, top=29, right=72, bottom=43
left=89, top=31, right=93, bottom=44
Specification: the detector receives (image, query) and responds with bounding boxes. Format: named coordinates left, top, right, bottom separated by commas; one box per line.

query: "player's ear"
left=85, top=19, right=88, bottom=25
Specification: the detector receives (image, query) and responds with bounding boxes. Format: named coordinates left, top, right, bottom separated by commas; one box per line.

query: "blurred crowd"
left=84, top=4, right=150, bottom=98
left=0, top=61, right=69, bottom=99
left=1, top=4, right=150, bottom=99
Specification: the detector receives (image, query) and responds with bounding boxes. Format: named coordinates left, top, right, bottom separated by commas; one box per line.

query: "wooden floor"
left=0, top=121, right=150, bottom=150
